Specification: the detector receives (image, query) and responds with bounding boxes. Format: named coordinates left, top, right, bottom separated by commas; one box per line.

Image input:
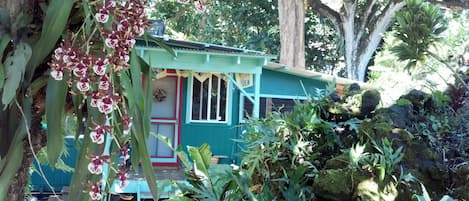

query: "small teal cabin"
left=30, top=37, right=359, bottom=196
left=137, top=36, right=335, bottom=166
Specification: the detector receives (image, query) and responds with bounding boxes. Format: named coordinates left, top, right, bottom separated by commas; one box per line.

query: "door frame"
left=149, top=74, right=183, bottom=167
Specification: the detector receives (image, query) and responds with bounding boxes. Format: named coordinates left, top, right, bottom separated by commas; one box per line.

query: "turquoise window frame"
left=186, top=72, right=232, bottom=125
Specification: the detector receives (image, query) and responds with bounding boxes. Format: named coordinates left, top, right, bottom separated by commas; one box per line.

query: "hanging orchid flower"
left=90, top=125, right=106, bottom=144
left=98, top=95, right=115, bottom=114
left=99, top=75, right=110, bottom=90
left=194, top=0, right=206, bottom=13
left=48, top=0, right=151, bottom=199
left=76, top=77, right=91, bottom=92
left=93, top=58, right=108, bottom=76
left=95, top=9, right=110, bottom=23
left=105, top=32, right=119, bottom=48
left=88, top=182, right=102, bottom=200
left=90, top=91, right=101, bottom=108
left=87, top=156, right=104, bottom=174
left=50, top=69, right=63, bottom=80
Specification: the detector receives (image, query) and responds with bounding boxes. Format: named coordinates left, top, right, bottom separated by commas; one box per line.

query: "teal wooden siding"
left=30, top=137, right=78, bottom=192
left=245, top=69, right=328, bottom=98
left=180, top=78, right=242, bottom=164
left=179, top=69, right=328, bottom=164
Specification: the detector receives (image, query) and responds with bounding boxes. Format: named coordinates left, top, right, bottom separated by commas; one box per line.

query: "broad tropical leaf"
left=0, top=142, right=24, bottom=201
left=45, top=75, right=69, bottom=165
left=68, top=104, right=100, bottom=201
left=0, top=34, right=11, bottom=90
left=27, top=0, right=74, bottom=76
left=187, top=144, right=212, bottom=178
left=1, top=42, right=32, bottom=107
left=129, top=52, right=159, bottom=199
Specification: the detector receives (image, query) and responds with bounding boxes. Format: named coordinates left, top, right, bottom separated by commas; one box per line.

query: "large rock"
left=354, top=179, right=398, bottom=201
left=360, top=89, right=381, bottom=117
left=312, top=168, right=368, bottom=201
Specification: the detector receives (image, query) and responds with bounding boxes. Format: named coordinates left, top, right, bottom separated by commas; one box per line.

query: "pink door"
left=147, top=76, right=182, bottom=166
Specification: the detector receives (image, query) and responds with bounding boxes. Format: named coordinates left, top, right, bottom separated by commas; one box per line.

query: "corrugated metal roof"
left=137, top=35, right=269, bottom=56
left=264, top=62, right=370, bottom=88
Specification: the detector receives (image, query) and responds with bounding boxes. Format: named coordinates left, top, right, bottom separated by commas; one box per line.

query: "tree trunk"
left=308, top=0, right=406, bottom=81
left=278, top=0, right=305, bottom=68
left=7, top=134, right=44, bottom=201
left=7, top=93, right=46, bottom=200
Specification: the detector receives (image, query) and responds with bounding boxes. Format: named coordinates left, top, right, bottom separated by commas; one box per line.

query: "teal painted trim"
left=185, top=72, right=193, bottom=124
left=223, top=73, right=254, bottom=103
left=227, top=78, right=233, bottom=126
left=137, top=48, right=264, bottom=74
left=253, top=72, right=261, bottom=118
left=186, top=74, right=230, bottom=124
left=151, top=157, right=177, bottom=163
left=245, top=69, right=328, bottom=98
left=243, top=93, right=308, bottom=100
left=238, top=94, right=245, bottom=123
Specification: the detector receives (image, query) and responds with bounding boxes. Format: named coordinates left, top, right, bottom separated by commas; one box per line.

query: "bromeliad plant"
left=0, top=0, right=163, bottom=200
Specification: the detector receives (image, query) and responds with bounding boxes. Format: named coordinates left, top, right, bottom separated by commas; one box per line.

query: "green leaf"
left=45, top=75, right=69, bottom=165
left=130, top=50, right=144, bottom=110
left=131, top=107, right=159, bottom=199
left=2, top=42, right=32, bottom=107
left=0, top=34, right=11, bottom=89
left=419, top=183, right=432, bottom=201
left=119, top=71, right=136, bottom=111
left=187, top=144, right=212, bottom=178
left=150, top=132, right=172, bottom=149
left=130, top=134, right=141, bottom=172
left=129, top=62, right=158, bottom=199
left=396, top=98, right=412, bottom=106
left=71, top=95, right=83, bottom=140
left=176, top=146, right=191, bottom=169
left=168, top=197, right=193, bottom=201
left=68, top=104, right=99, bottom=201
left=0, top=141, right=24, bottom=201
left=29, top=75, right=48, bottom=96
left=27, top=0, right=74, bottom=78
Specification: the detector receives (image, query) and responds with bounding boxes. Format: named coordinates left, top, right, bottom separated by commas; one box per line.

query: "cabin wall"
left=179, top=70, right=328, bottom=165
left=245, top=69, right=328, bottom=97
left=180, top=78, right=242, bottom=164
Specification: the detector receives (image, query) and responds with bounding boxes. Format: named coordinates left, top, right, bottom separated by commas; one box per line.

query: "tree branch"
left=356, top=0, right=378, bottom=41
left=355, top=1, right=406, bottom=80
left=307, top=0, right=343, bottom=35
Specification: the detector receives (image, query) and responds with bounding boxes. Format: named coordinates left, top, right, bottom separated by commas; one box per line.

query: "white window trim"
left=239, top=93, right=308, bottom=123
left=189, top=73, right=230, bottom=124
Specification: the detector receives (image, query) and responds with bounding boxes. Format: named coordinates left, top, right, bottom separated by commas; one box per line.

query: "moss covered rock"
left=354, top=179, right=398, bottom=201
left=312, top=168, right=369, bottom=201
